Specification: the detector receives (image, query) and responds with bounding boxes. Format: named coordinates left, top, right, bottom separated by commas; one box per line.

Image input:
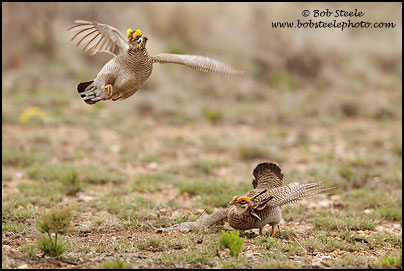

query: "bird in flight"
left=68, top=20, right=243, bottom=104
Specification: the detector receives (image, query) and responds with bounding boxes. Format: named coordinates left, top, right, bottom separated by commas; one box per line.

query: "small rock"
left=17, top=264, right=28, bottom=269
left=78, top=194, right=94, bottom=202
left=15, top=172, right=24, bottom=178
left=217, top=168, right=229, bottom=176
left=110, top=144, right=121, bottom=153
left=147, top=162, right=159, bottom=170
left=372, top=177, right=382, bottom=183
left=179, top=228, right=190, bottom=233
left=159, top=208, right=169, bottom=214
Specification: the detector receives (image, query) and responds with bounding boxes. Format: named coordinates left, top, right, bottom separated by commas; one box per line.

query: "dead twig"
left=292, top=234, right=307, bottom=255
left=194, top=207, right=208, bottom=221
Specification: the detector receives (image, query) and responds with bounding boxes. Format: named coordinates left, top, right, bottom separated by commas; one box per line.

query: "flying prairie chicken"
left=68, top=20, right=243, bottom=104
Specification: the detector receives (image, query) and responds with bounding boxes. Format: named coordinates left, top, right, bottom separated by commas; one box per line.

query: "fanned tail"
left=77, top=80, right=103, bottom=105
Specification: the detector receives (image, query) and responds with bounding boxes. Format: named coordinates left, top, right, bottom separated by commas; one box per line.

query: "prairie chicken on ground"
left=152, top=162, right=334, bottom=236
left=68, top=20, right=242, bottom=104
left=228, top=162, right=333, bottom=236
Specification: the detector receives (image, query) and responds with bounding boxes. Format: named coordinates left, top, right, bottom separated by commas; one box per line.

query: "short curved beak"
left=229, top=200, right=235, bottom=205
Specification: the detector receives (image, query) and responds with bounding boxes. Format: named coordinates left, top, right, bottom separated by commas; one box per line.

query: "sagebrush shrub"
left=35, top=207, right=72, bottom=257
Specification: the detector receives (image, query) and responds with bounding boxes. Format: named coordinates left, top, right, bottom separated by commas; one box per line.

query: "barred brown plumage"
left=152, top=162, right=335, bottom=237
left=228, top=162, right=335, bottom=236
left=227, top=204, right=282, bottom=236
left=68, top=20, right=243, bottom=105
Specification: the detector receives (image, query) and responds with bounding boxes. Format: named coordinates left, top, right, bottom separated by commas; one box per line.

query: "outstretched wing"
left=67, top=20, right=128, bottom=56
left=152, top=53, right=243, bottom=75
left=264, top=182, right=335, bottom=207
left=252, top=162, right=284, bottom=189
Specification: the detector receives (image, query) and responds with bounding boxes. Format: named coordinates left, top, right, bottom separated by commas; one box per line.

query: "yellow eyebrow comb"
left=237, top=196, right=251, bottom=202
left=132, top=29, right=142, bottom=39
left=126, top=28, right=132, bottom=38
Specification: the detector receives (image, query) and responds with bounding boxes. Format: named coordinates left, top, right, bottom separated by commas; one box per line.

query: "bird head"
left=127, top=28, right=148, bottom=50
left=229, top=195, right=251, bottom=214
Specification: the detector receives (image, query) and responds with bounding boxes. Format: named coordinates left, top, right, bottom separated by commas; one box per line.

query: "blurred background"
left=2, top=2, right=402, bottom=268
left=2, top=1, right=402, bottom=192
left=2, top=1, right=402, bottom=194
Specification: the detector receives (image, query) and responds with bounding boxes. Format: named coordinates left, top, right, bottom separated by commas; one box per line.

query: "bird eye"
left=136, top=38, right=142, bottom=44
left=240, top=200, right=246, bottom=204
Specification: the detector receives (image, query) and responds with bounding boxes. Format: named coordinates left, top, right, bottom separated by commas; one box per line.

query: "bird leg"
left=270, top=224, right=276, bottom=237
left=104, top=84, right=114, bottom=98
left=112, top=93, right=124, bottom=101
left=259, top=228, right=264, bottom=236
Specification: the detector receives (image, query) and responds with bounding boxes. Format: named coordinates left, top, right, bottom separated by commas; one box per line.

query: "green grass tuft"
left=376, top=206, right=402, bottom=221
left=131, top=173, right=171, bottom=192
left=202, top=107, right=223, bottom=123
left=218, top=230, right=245, bottom=257
left=161, top=246, right=215, bottom=265
left=36, top=236, right=67, bottom=257
left=98, top=258, right=132, bottom=269
left=312, top=210, right=376, bottom=231
left=16, top=182, right=64, bottom=206
left=237, top=142, right=285, bottom=162
left=219, top=257, right=249, bottom=268
left=373, top=251, right=402, bottom=269
left=27, top=163, right=127, bottom=187
left=19, top=244, right=37, bottom=258
left=2, top=148, right=50, bottom=167
left=79, top=165, right=127, bottom=184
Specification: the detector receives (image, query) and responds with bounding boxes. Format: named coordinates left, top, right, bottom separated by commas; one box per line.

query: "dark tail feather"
left=253, top=162, right=284, bottom=182
left=77, top=80, right=99, bottom=105
left=77, top=80, right=93, bottom=94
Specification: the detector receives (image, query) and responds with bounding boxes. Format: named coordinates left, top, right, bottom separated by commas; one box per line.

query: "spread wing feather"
left=243, top=182, right=335, bottom=210
left=264, top=182, right=335, bottom=207
left=67, top=20, right=128, bottom=56
left=152, top=53, right=243, bottom=75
